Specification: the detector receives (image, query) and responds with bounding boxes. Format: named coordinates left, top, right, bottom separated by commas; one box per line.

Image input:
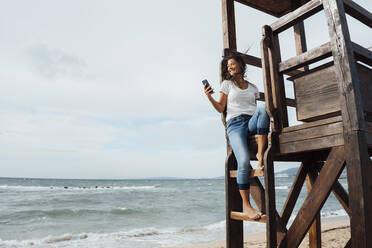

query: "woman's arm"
left=204, top=85, right=227, bottom=113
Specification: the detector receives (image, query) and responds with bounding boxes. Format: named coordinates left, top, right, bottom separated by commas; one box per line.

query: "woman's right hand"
left=204, top=85, right=214, bottom=98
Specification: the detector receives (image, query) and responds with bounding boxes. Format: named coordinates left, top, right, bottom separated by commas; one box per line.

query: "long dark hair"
left=220, top=54, right=246, bottom=82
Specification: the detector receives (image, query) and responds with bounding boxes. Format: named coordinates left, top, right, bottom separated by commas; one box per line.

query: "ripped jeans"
left=226, top=105, right=270, bottom=190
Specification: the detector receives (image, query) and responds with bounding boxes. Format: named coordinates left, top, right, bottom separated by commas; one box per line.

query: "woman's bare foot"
left=256, top=153, right=264, bottom=170
left=244, top=206, right=261, bottom=220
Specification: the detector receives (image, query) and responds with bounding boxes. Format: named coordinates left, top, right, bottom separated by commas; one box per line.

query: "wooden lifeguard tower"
left=222, top=0, right=372, bottom=247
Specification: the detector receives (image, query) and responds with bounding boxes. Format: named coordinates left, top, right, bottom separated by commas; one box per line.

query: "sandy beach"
left=169, top=218, right=350, bottom=248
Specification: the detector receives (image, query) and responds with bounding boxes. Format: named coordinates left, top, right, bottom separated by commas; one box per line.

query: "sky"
left=0, top=0, right=371, bottom=179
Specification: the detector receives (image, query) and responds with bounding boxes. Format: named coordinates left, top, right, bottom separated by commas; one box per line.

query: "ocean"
left=0, top=174, right=348, bottom=248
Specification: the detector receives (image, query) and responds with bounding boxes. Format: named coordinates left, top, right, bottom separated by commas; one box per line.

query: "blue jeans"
left=226, top=105, right=270, bottom=190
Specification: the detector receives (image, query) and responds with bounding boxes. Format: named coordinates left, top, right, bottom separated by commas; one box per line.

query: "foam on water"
left=0, top=185, right=157, bottom=192
left=0, top=221, right=228, bottom=248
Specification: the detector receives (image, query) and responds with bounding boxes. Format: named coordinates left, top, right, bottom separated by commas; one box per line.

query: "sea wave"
left=0, top=185, right=157, bottom=192
left=2, top=207, right=140, bottom=220
left=0, top=221, right=227, bottom=248
left=275, top=186, right=289, bottom=190
left=321, top=209, right=347, bottom=218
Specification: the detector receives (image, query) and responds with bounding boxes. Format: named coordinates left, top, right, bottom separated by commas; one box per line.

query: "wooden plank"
left=294, top=64, right=340, bottom=121
left=231, top=211, right=267, bottom=223
left=270, top=0, right=323, bottom=33
left=279, top=120, right=343, bottom=144
left=324, top=1, right=372, bottom=247
left=234, top=0, right=291, bottom=18
left=287, top=61, right=334, bottom=81
left=293, top=17, right=309, bottom=72
left=279, top=42, right=332, bottom=73
left=230, top=169, right=264, bottom=178
left=343, top=0, right=372, bottom=28
left=306, top=166, right=321, bottom=248
left=222, top=0, right=236, bottom=51
left=279, top=133, right=344, bottom=154
left=282, top=116, right=342, bottom=133
left=352, top=42, right=372, bottom=66
left=280, top=162, right=308, bottom=226
left=238, top=52, right=262, bottom=68
left=281, top=146, right=346, bottom=248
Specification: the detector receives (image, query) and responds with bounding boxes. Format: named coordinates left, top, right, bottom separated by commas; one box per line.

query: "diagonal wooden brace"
left=279, top=146, right=346, bottom=248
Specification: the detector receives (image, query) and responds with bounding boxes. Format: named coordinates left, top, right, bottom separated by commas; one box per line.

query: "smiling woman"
left=203, top=53, right=269, bottom=220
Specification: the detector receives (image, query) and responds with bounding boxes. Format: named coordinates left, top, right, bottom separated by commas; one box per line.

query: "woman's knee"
left=237, top=156, right=250, bottom=170
left=257, top=104, right=267, bottom=115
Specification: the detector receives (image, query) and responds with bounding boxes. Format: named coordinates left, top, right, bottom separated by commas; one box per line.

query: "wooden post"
left=264, top=132, right=277, bottom=248
left=323, top=0, right=372, bottom=247
left=221, top=1, right=241, bottom=248
left=225, top=153, right=243, bottom=248
left=222, top=0, right=237, bottom=51
left=292, top=0, right=309, bottom=72
left=306, top=164, right=321, bottom=248
left=267, top=29, right=289, bottom=130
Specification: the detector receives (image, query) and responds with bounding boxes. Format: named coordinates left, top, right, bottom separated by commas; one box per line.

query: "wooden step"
left=229, top=169, right=264, bottom=178
left=230, top=211, right=267, bottom=223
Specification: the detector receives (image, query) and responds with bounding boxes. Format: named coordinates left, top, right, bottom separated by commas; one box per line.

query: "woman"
left=204, top=54, right=269, bottom=220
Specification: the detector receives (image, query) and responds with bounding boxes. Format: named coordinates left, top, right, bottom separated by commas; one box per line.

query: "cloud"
left=25, top=43, right=87, bottom=79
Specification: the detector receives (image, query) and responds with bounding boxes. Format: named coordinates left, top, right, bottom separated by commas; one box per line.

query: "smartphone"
left=202, top=79, right=210, bottom=88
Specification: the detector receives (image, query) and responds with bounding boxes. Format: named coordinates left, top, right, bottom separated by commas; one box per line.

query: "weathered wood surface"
left=287, top=61, right=334, bottom=81
left=306, top=166, right=321, bottom=248
left=279, top=117, right=344, bottom=155
left=352, top=42, right=372, bottom=66
left=270, top=0, right=323, bottom=33
left=344, top=130, right=372, bottom=248
left=280, top=146, right=346, bottom=248
left=324, top=1, right=372, bottom=247
left=279, top=133, right=344, bottom=154
left=343, top=0, right=372, bottom=28
left=229, top=169, right=264, bottom=178
left=293, top=63, right=371, bottom=122
left=222, top=0, right=236, bottom=51
left=279, top=42, right=332, bottom=73
left=293, top=64, right=339, bottom=121
left=264, top=132, right=278, bottom=248
left=225, top=153, right=243, bottom=248
left=280, top=121, right=343, bottom=144
left=267, top=29, right=289, bottom=130
left=280, top=162, right=307, bottom=226
left=221, top=1, right=241, bottom=247
left=261, top=25, right=280, bottom=133
left=293, top=7, right=309, bottom=72
left=234, top=0, right=303, bottom=17
left=230, top=211, right=267, bottom=223
left=283, top=116, right=342, bottom=132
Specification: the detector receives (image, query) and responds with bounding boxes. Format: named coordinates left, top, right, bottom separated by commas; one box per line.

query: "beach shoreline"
left=168, top=216, right=350, bottom=248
